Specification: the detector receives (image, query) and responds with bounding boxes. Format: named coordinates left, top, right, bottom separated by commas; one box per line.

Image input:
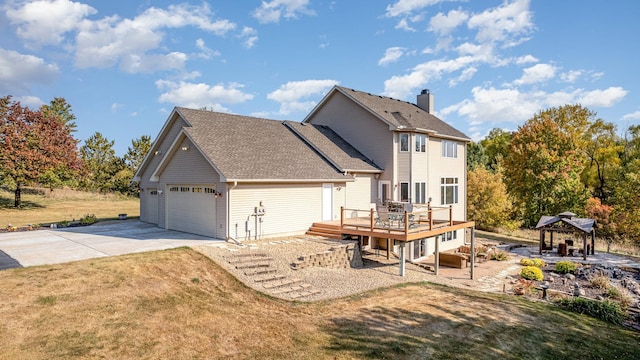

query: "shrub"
left=607, top=286, right=633, bottom=308
left=590, top=274, right=610, bottom=290
left=555, top=297, right=627, bottom=325
left=490, top=251, right=509, bottom=261
left=80, top=214, right=98, bottom=225
left=520, top=266, right=544, bottom=281
left=520, top=258, right=546, bottom=267
left=555, top=261, right=577, bottom=274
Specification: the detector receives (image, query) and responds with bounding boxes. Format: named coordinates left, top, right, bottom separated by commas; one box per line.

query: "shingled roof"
left=315, top=86, right=470, bottom=141
left=175, top=108, right=378, bottom=181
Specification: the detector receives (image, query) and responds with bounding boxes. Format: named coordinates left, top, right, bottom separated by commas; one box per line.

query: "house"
left=134, top=86, right=471, bottom=262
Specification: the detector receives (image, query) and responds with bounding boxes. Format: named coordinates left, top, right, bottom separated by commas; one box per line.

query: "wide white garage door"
left=166, top=185, right=217, bottom=237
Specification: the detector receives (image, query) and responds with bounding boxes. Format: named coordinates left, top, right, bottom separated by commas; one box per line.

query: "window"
left=415, top=134, right=426, bottom=153
left=440, top=177, right=458, bottom=205
left=400, top=182, right=409, bottom=202
left=192, top=187, right=202, bottom=193
left=169, top=186, right=178, bottom=192
left=180, top=186, right=190, bottom=192
left=442, top=140, right=457, bottom=158
left=399, top=133, right=409, bottom=152
left=414, top=182, right=426, bottom=203
left=205, top=188, right=216, bottom=194
left=441, top=230, right=458, bottom=242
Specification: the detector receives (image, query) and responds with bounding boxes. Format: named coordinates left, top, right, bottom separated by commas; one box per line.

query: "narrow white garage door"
left=143, top=189, right=159, bottom=224
left=166, top=185, right=217, bottom=237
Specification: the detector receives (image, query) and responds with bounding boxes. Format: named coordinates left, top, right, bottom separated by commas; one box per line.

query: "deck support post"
left=399, top=242, right=406, bottom=277
left=434, top=235, right=440, bottom=276
left=470, top=226, right=475, bottom=280
left=386, top=238, right=390, bottom=260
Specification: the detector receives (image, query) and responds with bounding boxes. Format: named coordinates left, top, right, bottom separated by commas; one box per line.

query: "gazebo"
left=536, top=212, right=596, bottom=260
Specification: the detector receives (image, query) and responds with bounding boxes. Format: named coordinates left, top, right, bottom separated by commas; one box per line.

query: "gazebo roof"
left=535, top=213, right=596, bottom=234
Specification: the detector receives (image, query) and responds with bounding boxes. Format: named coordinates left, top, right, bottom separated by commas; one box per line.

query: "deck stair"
left=306, top=222, right=342, bottom=239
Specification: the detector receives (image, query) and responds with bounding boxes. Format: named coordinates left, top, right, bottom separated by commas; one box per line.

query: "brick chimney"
left=417, top=89, right=434, bottom=114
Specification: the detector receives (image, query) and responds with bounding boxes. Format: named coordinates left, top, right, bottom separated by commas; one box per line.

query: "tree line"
left=467, top=104, right=640, bottom=249
left=0, top=96, right=151, bottom=207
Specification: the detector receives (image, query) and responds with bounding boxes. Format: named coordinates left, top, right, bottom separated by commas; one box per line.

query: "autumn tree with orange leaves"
left=0, top=96, right=82, bottom=207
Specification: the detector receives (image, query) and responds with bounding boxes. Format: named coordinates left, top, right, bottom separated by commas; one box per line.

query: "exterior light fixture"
left=213, top=190, right=222, bottom=198
left=181, top=145, right=189, bottom=151
left=154, top=150, right=162, bottom=155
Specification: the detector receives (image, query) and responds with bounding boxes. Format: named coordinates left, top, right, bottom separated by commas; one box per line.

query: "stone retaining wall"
left=291, top=243, right=363, bottom=270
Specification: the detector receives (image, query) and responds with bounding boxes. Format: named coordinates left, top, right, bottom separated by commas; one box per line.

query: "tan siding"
left=306, top=92, right=393, bottom=172
left=229, top=183, right=322, bottom=240
left=345, top=175, right=374, bottom=214
left=333, top=183, right=346, bottom=221
left=156, top=137, right=222, bottom=230
left=428, top=138, right=466, bottom=221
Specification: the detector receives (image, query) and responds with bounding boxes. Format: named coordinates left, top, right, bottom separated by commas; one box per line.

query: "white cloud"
left=467, top=0, right=533, bottom=44
left=111, top=103, right=124, bottom=112
left=252, top=0, right=315, bottom=24
left=442, top=85, right=628, bottom=127
left=194, top=39, right=221, bottom=60
left=16, top=95, right=44, bottom=108
left=6, top=0, right=96, bottom=47
left=515, top=54, right=538, bottom=64
left=239, top=27, right=259, bottom=49
left=560, top=69, right=583, bottom=83
left=0, top=49, right=59, bottom=93
left=513, top=63, right=557, bottom=85
left=385, top=0, right=444, bottom=18
left=73, top=3, right=236, bottom=72
left=384, top=56, right=475, bottom=98
left=394, top=18, right=416, bottom=32
left=378, top=47, right=406, bottom=66
left=267, top=79, right=339, bottom=115
left=156, top=80, right=254, bottom=109
left=578, top=87, right=627, bottom=107
left=429, top=9, right=468, bottom=36
left=622, top=111, right=640, bottom=121
left=449, top=66, right=477, bottom=87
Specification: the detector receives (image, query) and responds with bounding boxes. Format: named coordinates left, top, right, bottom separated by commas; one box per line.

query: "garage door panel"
left=166, top=185, right=217, bottom=237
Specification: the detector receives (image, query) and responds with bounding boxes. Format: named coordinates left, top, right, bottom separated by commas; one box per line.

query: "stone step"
left=272, top=283, right=313, bottom=295
left=226, top=253, right=269, bottom=263
left=290, top=289, right=322, bottom=299
left=235, top=261, right=272, bottom=269
left=244, top=267, right=277, bottom=276
left=263, top=278, right=302, bottom=290
left=253, top=274, right=287, bottom=283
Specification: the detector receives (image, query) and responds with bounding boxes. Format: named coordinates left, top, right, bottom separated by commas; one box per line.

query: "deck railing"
left=340, top=204, right=454, bottom=235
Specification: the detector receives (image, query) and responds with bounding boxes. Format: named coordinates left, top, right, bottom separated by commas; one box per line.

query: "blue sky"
left=1, top=0, right=638, bottom=155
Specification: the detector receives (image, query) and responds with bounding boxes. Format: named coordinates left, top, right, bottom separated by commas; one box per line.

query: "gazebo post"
left=591, top=230, right=595, bottom=255
left=583, top=233, right=587, bottom=261
left=550, top=232, right=554, bottom=251
left=539, top=230, right=543, bottom=255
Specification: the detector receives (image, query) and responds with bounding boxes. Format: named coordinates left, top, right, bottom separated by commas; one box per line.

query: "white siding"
left=229, top=183, right=323, bottom=240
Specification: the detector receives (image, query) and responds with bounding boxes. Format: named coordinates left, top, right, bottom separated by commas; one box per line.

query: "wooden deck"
left=339, top=206, right=475, bottom=242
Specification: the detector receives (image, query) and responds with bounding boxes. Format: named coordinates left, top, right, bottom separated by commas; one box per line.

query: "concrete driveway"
left=0, top=220, right=221, bottom=268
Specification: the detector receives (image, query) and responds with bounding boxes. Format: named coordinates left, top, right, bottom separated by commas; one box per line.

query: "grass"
left=0, top=248, right=638, bottom=359
left=0, top=187, right=139, bottom=227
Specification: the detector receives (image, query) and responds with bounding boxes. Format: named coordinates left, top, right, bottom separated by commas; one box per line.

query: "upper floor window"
left=442, top=140, right=458, bottom=158
left=415, top=134, right=426, bottom=153
left=400, top=133, right=409, bottom=152
left=440, top=177, right=458, bottom=205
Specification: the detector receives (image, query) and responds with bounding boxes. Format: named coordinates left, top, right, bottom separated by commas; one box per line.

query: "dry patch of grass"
left=0, top=187, right=139, bottom=227
left=0, top=248, right=638, bottom=359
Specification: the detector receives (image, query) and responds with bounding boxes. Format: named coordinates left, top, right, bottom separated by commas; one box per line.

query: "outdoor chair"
left=374, top=205, right=390, bottom=228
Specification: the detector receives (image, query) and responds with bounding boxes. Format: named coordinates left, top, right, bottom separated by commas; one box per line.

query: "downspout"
left=226, top=181, right=239, bottom=244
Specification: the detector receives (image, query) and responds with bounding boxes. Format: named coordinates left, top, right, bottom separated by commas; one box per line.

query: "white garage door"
left=166, top=185, right=217, bottom=237
left=143, top=189, right=159, bottom=224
